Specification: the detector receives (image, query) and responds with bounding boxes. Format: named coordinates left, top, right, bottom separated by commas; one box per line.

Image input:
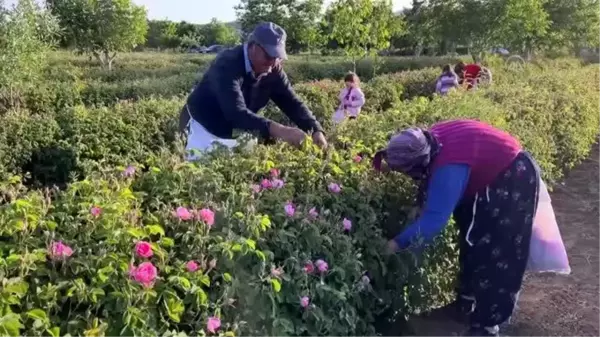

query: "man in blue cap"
left=179, top=22, right=327, bottom=159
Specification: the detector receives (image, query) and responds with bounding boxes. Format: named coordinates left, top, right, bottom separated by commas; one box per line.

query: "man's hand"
left=312, top=131, right=328, bottom=149
left=386, top=240, right=399, bottom=255
left=269, top=122, right=307, bottom=147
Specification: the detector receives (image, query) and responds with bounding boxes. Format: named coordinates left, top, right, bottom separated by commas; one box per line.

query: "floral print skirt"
left=452, top=151, right=540, bottom=328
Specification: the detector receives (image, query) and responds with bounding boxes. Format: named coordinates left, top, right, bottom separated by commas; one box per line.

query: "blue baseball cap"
left=249, top=22, right=288, bottom=60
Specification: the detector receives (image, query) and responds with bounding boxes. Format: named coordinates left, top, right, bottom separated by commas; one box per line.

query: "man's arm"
left=394, top=164, right=470, bottom=250
left=208, top=66, right=273, bottom=139
left=269, top=65, right=324, bottom=134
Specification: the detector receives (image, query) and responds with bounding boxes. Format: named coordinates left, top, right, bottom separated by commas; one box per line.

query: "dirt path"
left=407, top=145, right=599, bottom=336
left=506, top=145, right=600, bottom=336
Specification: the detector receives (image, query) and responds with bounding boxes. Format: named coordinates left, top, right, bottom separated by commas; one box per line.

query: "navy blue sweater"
left=184, top=45, right=324, bottom=139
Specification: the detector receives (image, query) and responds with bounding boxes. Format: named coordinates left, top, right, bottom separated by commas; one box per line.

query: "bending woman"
left=373, top=119, right=540, bottom=337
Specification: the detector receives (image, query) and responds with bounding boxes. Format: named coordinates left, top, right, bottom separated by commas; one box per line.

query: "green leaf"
left=0, top=313, right=24, bottom=336
left=5, top=255, right=20, bottom=264
left=222, top=273, right=232, bottom=282
left=270, top=279, right=281, bottom=293
left=144, top=224, right=165, bottom=237
left=255, top=251, right=266, bottom=261
left=231, top=244, right=242, bottom=252
left=244, top=239, right=256, bottom=250
left=225, top=331, right=235, bottom=337
left=26, top=309, right=47, bottom=322
left=126, top=228, right=145, bottom=239
left=195, top=288, right=208, bottom=306
left=160, top=237, right=175, bottom=248
left=5, top=279, right=28, bottom=297
left=164, top=296, right=185, bottom=323
left=47, top=327, right=60, bottom=337
left=168, top=276, right=191, bottom=291
left=260, top=215, right=271, bottom=229
left=199, top=274, right=210, bottom=287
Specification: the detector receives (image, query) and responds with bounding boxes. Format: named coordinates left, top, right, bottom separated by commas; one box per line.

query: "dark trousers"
left=453, top=152, right=540, bottom=328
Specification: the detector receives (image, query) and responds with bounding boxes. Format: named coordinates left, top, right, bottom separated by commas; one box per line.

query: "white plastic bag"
left=526, top=178, right=571, bottom=274
left=332, top=108, right=346, bottom=125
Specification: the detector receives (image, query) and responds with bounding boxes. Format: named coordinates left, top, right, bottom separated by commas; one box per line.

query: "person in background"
left=373, top=119, right=541, bottom=337
left=333, top=72, right=366, bottom=123
left=435, top=65, right=460, bottom=96
left=178, top=22, right=327, bottom=160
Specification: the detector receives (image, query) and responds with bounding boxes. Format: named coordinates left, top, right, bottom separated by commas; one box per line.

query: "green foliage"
left=235, top=0, right=323, bottom=53
left=0, top=57, right=598, bottom=337
left=0, top=0, right=59, bottom=111
left=326, top=0, right=400, bottom=69
left=202, top=18, right=240, bottom=46
left=49, top=0, right=149, bottom=70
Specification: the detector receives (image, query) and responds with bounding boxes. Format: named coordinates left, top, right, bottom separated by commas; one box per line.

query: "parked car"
left=203, top=45, right=225, bottom=54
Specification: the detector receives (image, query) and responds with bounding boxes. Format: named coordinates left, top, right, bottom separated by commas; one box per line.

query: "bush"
left=35, top=52, right=460, bottom=107
left=0, top=58, right=598, bottom=336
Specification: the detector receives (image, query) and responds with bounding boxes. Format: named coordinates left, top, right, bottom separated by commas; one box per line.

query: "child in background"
left=333, top=72, right=365, bottom=124
left=435, top=64, right=460, bottom=96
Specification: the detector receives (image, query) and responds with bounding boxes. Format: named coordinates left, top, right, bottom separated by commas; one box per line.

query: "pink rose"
left=303, top=261, right=315, bottom=274
left=251, top=184, right=261, bottom=193
left=328, top=183, right=341, bottom=194
left=123, top=165, right=136, bottom=177
left=48, top=241, right=73, bottom=260
left=271, top=178, right=285, bottom=189
left=342, top=218, right=352, bottom=231
left=270, top=168, right=280, bottom=177
left=284, top=202, right=295, bottom=217
left=300, top=296, right=310, bottom=308
left=173, top=206, right=192, bottom=221
left=90, top=206, right=102, bottom=217
left=135, top=241, right=153, bottom=258
left=308, top=207, right=318, bottom=219
left=315, top=259, right=328, bottom=273
left=271, top=266, right=284, bottom=278
left=128, top=264, right=137, bottom=278
left=186, top=260, right=199, bottom=272
left=260, top=179, right=272, bottom=189
left=198, top=208, right=215, bottom=227
left=132, top=262, right=158, bottom=287
left=353, top=155, right=362, bottom=163
left=207, top=316, right=221, bottom=333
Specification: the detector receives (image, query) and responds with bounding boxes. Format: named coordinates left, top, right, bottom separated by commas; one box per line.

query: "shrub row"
left=0, top=58, right=598, bottom=337
left=13, top=53, right=463, bottom=113
left=0, top=66, right=445, bottom=186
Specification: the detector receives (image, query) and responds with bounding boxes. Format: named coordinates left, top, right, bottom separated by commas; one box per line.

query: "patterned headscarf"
left=372, top=127, right=439, bottom=180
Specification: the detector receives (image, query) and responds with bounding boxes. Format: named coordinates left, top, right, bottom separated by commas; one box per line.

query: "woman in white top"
left=333, top=72, right=366, bottom=124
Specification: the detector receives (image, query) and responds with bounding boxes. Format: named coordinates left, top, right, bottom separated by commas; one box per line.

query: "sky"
left=122, top=0, right=412, bottom=24
left=6, top=0, right=413, bottom=24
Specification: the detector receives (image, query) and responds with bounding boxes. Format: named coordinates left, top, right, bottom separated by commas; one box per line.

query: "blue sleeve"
left=394, top=164, right=471, bottom=250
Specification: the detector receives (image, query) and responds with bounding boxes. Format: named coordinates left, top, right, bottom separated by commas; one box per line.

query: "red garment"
left=464, top=64, right=482, bottom=79
left=430, top=119, right=522, bottom=196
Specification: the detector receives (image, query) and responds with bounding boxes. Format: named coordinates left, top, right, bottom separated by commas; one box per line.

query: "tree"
left=543, top=0, right=600, bottom=50
left=235, top=0, right=324, bottom=53
left=50, top=0, right=148, bottom=70
left=201, top=18, right=240, bottom=46
left=494, top=0, right=550, bottom=59
left=327, top=0, right=398, bottom=70
left=0, top=0, right=59, bottom=110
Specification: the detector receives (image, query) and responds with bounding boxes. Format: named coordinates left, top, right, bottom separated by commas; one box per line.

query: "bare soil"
left=407, top=145, right=600, bottom=336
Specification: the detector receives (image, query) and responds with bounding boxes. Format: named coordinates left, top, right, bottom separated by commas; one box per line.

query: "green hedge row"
left=0, top=58, right=598, bottom=337
left=0, top=66, right=445, bottom=187
left=13, top=53, right=462, bottom=112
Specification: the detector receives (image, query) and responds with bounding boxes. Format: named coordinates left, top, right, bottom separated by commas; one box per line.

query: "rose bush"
left=0, top=57, right=598, bottom=336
